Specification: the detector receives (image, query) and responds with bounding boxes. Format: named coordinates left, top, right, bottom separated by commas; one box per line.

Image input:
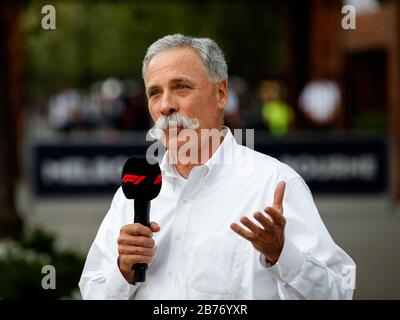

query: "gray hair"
left=142, top=34, right=228, bottom=83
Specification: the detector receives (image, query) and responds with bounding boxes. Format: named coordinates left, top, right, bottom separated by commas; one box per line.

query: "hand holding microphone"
left=117, top=221, right=160, bottom=284
left=118, top=157, right=162, bottom=284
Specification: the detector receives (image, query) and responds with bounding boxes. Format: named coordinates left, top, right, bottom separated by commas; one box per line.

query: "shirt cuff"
left=259, top=237, right=304, bottom=284
left=105, top=260, right=139, bottom=299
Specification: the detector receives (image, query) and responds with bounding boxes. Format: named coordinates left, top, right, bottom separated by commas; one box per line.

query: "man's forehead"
left=145, top=47, right=207, bottom=84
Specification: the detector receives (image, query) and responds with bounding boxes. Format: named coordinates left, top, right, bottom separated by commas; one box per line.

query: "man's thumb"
left=150, top=222, right=161, bottom=232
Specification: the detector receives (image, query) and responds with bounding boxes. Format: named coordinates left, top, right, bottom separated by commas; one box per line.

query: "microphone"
left=121, top=156, right=162, bottom=283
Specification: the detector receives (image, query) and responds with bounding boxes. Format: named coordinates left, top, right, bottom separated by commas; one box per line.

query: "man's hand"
left=231, top=181, right=286, bottom=265
left=117, top=222, right=160, bottom=283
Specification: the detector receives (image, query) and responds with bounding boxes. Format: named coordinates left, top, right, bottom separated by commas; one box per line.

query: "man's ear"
left=216, top=79, right=228, bottom=110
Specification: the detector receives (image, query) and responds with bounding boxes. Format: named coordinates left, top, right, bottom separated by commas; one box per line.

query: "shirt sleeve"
left=259, top=177, right=356, bottom=300
left=79, top=188, right=140, bottom=299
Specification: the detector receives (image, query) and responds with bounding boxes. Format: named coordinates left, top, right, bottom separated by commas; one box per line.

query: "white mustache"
left=147, top=113, right=200, bottom=140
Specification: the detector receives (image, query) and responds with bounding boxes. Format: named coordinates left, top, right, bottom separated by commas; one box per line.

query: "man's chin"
left=165, top=137, right=187, bottom=151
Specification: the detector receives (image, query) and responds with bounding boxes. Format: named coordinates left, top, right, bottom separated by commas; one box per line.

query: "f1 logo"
left=153, top=174, right=162, bottom=185
left=122, top=174, right=162, bottom=185
left=122, top=174, right=146, bottom=185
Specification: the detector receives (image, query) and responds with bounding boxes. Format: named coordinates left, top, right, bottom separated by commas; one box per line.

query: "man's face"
left=144, top=47, right=227, bottom=151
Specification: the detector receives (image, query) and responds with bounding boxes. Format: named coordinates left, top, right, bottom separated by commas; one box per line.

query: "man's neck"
left=175, top=163, right=197, bottom=180
left=174, top=128, right=225, bottom=179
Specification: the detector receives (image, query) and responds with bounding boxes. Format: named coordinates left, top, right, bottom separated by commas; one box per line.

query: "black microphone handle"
left=132, top=200, right=151, bottom=283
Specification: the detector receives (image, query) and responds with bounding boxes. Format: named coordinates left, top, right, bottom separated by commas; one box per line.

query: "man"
left=79, top=34, right=355, bottom=299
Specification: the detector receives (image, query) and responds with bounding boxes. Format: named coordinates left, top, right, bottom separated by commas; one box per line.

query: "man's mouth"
left=165, top=126, right=184, bottom=133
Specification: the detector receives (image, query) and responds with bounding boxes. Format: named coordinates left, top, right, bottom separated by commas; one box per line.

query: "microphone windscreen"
left=121, top=156, right=162, bottom=200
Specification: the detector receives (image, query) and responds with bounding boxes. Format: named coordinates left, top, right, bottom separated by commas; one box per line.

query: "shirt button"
left=168, top=272, right=172, bottom=277
left=176, top=234, right=181, bottom=240
left=182, top=198, right=188, bottom=204
left=282, top=271, right=289, bottom=278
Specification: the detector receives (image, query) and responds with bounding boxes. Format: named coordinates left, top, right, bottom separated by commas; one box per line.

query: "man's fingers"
left=121, top=223, right=153, bottom=237
left=230, top=223, right=253, bottom=241
left=150, top=221, right=161, bottom=233
left=118, top=245, right=154, bottom=256
left=118, top=235, right=155, bottom=248
left=253, top=211, right=274, bottom=230
left=273, top=181, right=286, bottom=211
left=264, top=206, right=286, bottom=227
left=119, top=254, right=152, bottom=268
left=240, top=216, right=264, bottom=238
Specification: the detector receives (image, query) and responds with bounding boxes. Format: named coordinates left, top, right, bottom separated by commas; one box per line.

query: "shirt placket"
left=168, top=168, right=206, bottom=298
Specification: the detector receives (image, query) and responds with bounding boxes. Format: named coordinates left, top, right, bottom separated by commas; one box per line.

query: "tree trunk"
left=0, top=2, right=24, bottom=239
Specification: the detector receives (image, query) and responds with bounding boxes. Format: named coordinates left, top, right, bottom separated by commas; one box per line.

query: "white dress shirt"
left=79, top=128, right=356, bottom=300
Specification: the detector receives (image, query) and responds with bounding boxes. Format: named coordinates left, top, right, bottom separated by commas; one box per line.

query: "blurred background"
left=1, top=0, right=399, bottom=299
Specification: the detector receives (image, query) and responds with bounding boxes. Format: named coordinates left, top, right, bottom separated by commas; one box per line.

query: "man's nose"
left=159, top=91, right=179, bottom=116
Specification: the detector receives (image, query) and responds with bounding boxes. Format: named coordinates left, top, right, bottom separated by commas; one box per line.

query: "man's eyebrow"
left=170, top=77, right=196, bottom=85
left=146, top=84, right=159, bottom=94
left=146, top=77, right=196, bottom=93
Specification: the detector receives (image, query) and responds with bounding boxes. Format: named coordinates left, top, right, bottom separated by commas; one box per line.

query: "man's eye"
left=176, top=83, right=188, bottom=90
left=149, top=90, right=159, bottom=97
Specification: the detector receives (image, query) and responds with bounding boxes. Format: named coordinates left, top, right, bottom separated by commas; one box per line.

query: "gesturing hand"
left=230, top=181, right=286, bottom=265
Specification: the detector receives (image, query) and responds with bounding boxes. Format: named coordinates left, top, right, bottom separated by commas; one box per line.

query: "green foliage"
left=21, top=0, right=284, bottom=96
left=0, top=228, right=85, bottom=299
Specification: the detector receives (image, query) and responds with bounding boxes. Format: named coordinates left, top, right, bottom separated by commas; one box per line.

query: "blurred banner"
left=32, top=136, right=388, bottom=196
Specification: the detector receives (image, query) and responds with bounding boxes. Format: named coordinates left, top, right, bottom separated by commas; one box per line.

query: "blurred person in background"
left=223, top=85, right=242, bottom=129
left=99, top=78, right=125, bottom=130
left=121, top=79, right=151, bottom=131
left=299, top=71, right=343, bottom=131
left=259, top=80, right=294, bottom=136
left=47, top=85, right=84, bottom=132
left=229, top=75, right=261, bottom=129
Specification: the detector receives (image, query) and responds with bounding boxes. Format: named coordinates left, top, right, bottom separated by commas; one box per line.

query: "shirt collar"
left=203, top=126, right=235, bottom=177
left=159, top=126, right=236, bottom=181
